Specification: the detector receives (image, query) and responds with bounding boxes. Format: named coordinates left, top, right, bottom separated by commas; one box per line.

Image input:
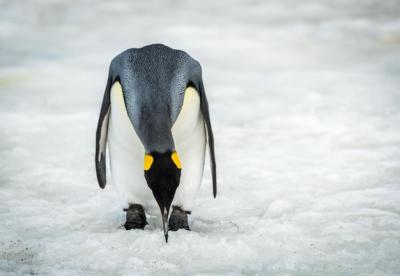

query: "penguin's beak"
left=156, top=199, right=172, bottom=243
left=162, top=208, right=169, bottom=243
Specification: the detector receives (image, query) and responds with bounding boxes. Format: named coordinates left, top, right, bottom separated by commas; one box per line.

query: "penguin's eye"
left=171, top=152, right=182, bottom=169
left=144, top=154, right=154, bottom=171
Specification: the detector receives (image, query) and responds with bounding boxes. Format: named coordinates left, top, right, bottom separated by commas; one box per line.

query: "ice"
left=1, top=0, right=400, bottom=275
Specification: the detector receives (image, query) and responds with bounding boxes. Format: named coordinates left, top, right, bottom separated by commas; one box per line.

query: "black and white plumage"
left=95, top=44, right=216, bottom=241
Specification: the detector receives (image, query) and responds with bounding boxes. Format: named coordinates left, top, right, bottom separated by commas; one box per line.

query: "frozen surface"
left=1, top=0, right=400, bottom=275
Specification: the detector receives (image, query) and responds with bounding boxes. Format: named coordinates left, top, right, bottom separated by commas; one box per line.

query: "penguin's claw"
left=124, top=204, right=147, bottom=230
left=168, top=206, right=190, bottom=231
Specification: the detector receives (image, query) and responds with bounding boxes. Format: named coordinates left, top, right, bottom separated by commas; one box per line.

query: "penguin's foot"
left=124, top=204, right=147, bottom=230
left=168, top=206, right=191, bottom=231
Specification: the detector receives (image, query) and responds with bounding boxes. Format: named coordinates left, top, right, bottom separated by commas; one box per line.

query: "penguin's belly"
left=108, top=82, right=156, bottom=211
left=172, top=87, right=206, bottom=211
left=108, top=83, right=206, bottom=212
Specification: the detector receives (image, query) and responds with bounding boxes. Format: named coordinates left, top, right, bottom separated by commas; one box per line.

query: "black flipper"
left=197, top=79, right=217, bottom=198
left=95, top=75, right=112, bottom=189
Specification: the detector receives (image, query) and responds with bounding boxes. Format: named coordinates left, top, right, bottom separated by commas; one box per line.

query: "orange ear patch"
left=171, top=152, right=182, bottom=169
left=144, top=154, right=154, bottom=171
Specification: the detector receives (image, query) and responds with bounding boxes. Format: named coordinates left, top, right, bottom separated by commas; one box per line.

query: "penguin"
left=95, top=44, right=216, bottom=242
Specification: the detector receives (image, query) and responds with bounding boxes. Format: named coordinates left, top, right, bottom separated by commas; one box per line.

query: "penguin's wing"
left=197, top=79, right=217, bottom=198
left=95, top=75, right=112, bottom=189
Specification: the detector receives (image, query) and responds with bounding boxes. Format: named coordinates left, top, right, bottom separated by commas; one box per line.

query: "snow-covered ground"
left=1, top=0, right=400, bottom=275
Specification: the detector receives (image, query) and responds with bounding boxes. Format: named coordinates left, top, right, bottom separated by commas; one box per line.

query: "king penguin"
left=95, top=44, right=217, bottom=242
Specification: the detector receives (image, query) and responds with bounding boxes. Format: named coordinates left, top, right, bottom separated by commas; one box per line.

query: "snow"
left=1, top=0, right=400, bottom=275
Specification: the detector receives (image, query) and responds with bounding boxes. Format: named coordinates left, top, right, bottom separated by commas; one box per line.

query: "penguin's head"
left=143, top=151, right=182, bottom=242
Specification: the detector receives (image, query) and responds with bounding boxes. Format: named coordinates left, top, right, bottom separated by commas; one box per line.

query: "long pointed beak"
left=162, top=209, right=169, bottom=243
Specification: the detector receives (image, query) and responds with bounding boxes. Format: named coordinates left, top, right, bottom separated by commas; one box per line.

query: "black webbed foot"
left=124, top=204, right=147, bottom=230
left=168, top=206, right=190, bottom=231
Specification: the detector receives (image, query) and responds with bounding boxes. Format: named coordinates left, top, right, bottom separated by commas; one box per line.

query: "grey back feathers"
left=95, top=44, right=217, bottom=197
left=110, top=44, right=201, bottom=152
